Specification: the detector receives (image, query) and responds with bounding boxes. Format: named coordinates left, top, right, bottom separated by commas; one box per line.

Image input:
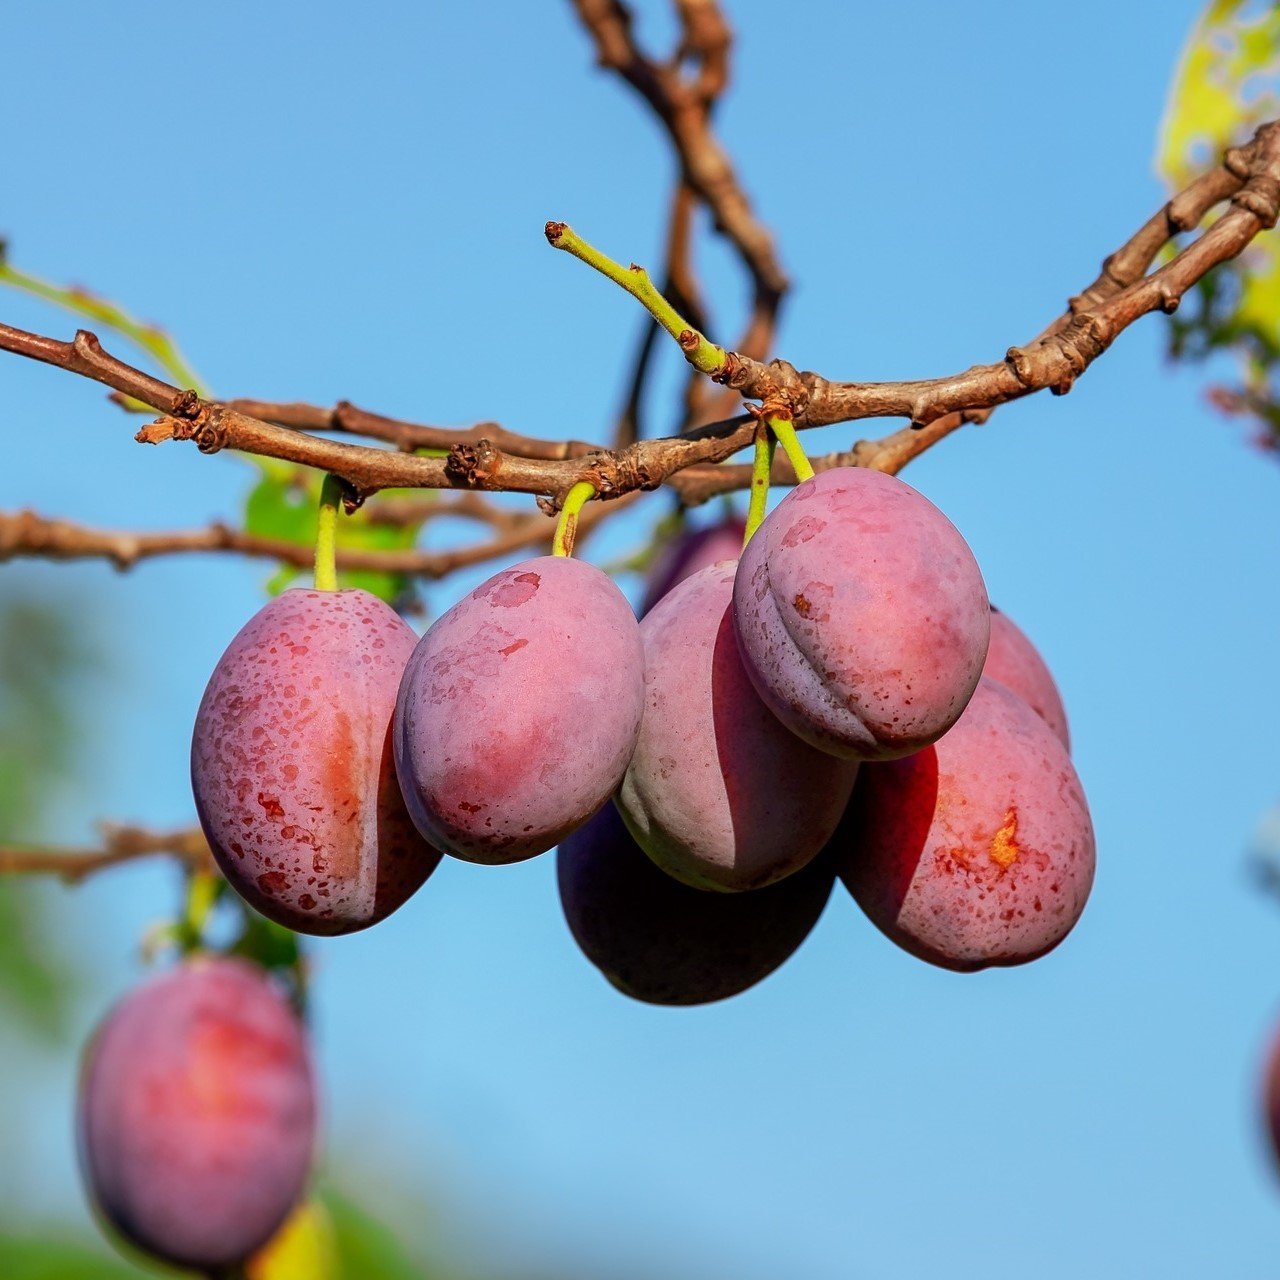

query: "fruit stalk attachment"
left=552, top=481, right=597, bottom=558
left=313, top=474, right=342, bottom=591
left=768, top=416, right=814, bottom=483
left=744, top=424, right=776, bottom=545
left=544, top=222, right=727, bottom=377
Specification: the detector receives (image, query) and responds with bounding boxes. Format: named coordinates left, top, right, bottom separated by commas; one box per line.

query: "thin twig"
left=0, top=825, right=213, bottom=883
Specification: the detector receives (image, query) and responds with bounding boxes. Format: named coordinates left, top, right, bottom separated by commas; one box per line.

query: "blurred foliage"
left=0, top=253, right=430, bottom=606
left=0, top=592, right=88, bottom=1040
left=0, top=1185, right=576, bottom=1280
left=248, top=1199, right=340, bottom=1280
left=244, top=473, right=424, bottom=604
left=1159, top=0, right=1280, bottom=455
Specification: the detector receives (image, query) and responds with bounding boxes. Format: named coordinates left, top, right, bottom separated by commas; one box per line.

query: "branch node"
left=1233, top=180, right=1280, bottom=228
left=1004, top=346, right=1035, bottom=387
left=446, top=439, right=502, bottom=488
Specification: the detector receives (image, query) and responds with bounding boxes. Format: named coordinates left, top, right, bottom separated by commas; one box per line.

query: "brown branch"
left=3, top=124, right=1278, bottom=507
left=615, top=181, right=710, bottom=447
left=724, top=125, right=1280, bottom=430
left=573, top=0, right=787, bottom=314
left=574, top=0, right=787, bottom=431
left=0, top=494, right=641, bottom=579
left=0, top=824, right=213, bottom=883
left=223, top=398, right=600, bottom=461
left=363, top=491, right=530, bottom=531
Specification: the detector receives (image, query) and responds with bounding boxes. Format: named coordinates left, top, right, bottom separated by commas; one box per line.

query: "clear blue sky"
left=3, top=1, right=1280, bottom=1276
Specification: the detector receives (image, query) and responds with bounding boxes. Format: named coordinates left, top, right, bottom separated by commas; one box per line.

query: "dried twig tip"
left=544, top=221, right=567, bottom=245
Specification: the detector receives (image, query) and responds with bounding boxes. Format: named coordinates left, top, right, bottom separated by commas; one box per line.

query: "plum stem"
left=552, top=481, right=596, bottom=557
left=178, top=868, right=222, bottom=953
left=314, top=473, right=342, bottom=590
left=743, top=424, right=775, bottom=544
left=769, top=416, right=814, bottom=482
left=544, top=222, right=728, bottom=377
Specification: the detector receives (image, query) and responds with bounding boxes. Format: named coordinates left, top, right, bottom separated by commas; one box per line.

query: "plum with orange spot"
left=77, top=956, right=316, bottom=1272
left=732, top=467, right=990, bottom=760
left=833, top=677, right=1094, bottom=971
left=394, top=556, right=645, bottom=863
left=191, top=589, right=441, bottom=935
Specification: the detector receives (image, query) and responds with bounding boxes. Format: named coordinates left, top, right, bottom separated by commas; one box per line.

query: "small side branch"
left=0, top=825, right=213, bottom=883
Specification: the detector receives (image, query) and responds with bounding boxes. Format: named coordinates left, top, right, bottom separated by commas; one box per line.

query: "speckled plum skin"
left=835, top=678, right=1094, bottom=971
left=617, top=563, right=859, bottom=891
left=558, top=801, right=834, bottom=1005
left=983, top=605, right=1070, bottom=749
left=394, top=556, right=645, bottom=864
left=732, top=468, right=990, bottom=760
left=192, top=589, right=441, bottom=935
left=78, top=957, right=316, bottom=1271
left=640, top=515, right=747, bottom=615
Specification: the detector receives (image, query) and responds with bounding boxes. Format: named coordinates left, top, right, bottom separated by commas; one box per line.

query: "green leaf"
left=243, top=474, right=426, bottom=604
left=0, top=593, right=94, bottom=1041
left=0, top=1229, right=162, bottom=1279
left=1157, top=1, right=1280, bottom=456
left=1159, top=0, right=1280, bottom=188
left=323, top=1191, right=431, bottom=1280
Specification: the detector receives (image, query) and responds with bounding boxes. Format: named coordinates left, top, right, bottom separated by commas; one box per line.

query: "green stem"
left=552, top=481, right=596, bottom=558
left=545, top=223, right=728, bottom=377
left=314, top=475, right=342, bottom=590
left=0, top=259, right=208, bottom=397
left=179, top=870, right=222, bottom=955
left=769, top=416, right=815, bottom=483
left=744, top=428, right=776, bottom=545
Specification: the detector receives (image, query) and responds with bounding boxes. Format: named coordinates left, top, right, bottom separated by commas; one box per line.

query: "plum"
left=1262, top=1025, right=1280, bottom=1176
left=836, top=678, right=1094, bottom=971
left=640, top=514, right=746, bottom=615
left=558, top=801, right=834, bottom=1005
left=78, top=956, right=316, bottom=1271
left=617, top=562, right=859, bottom=891
left=983, top=604, right=1070, bottom=749
left=394, top=556, right=645, bottom=863
left=733, top=467, right=990, bottom=760
left=192, top=588, right=441, bottom=935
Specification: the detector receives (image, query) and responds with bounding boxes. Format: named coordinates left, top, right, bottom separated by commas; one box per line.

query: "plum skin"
left=835, top=678, right=1095, bottom=971
left=192, top=588, right=441, bottom=935
left=617, top=562, right=859, bottom=891
left=78, top=956, right=316, bottom=1271
left=983, top=604, right=1070, bottom=749
left=394, top=556, right=645, bottom=864
left=558, top=800, right=835, bottom=1005
left=733, top=467, right=990, bottom=760
left=641, top=515, right=746, bottom=615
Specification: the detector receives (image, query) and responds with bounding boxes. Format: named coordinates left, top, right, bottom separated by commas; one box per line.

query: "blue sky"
left=3, top=1, right=1280, bottom=1276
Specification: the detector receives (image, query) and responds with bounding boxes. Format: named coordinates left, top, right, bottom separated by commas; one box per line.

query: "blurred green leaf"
left=0, top=594, right=92, bottom=1040
left=324, top=1190, right=441, bottom=1280
left=1158, top=0, right=1280, bottom=455
left=0, top=1229, right=160, bottom=1279
left=244, top=473, right=425, bottom=603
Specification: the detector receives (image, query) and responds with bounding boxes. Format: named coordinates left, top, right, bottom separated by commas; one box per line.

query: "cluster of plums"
left=77, top=466, right=1096, bottom=1269
left=184, top=464, right=1093, bottom=984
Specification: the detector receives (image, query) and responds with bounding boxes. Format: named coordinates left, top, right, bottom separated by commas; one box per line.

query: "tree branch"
left=0, top=494, right=641, bottom=578
left=0, top=824, right=213, bottom=883
left=571, top=0, right=787, bottom=321
left=3, top=124, right=1277, bottom=510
